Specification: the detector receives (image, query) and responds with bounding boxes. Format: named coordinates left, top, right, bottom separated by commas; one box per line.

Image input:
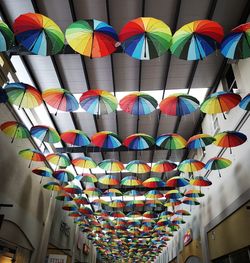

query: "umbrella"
left=4, top=82, right=42, bottom=109
left=78, top=207, right=93, bottom=216
left=53, top=170, right=75, bottom=183
left=160, top=93, right=199, bottom=116
left=46, top=153, right=71, bottom=168
left=0, top=20, right=14, bottom=51
left=32, top=166, right=53, bottom=183
left=178, top=159, right=205, bottom=175
left=164, top=200, right=182, bottom=208
left=187, top=133, right=215, bottom=149
left=200, top=91, right=241, bottom=119
left=13, top=13, right=64, bottom=56
left=239, top=93, right=250, bottom=111
left=182, top=197, right=200, bottom=206
left=170, top=20, right=224, bottom=60
left=43, top=182, right=62, bottom=191
left=190, top=176, right=212, bottom=187
left=30, top=125, right=60, bottom=145
left=159, top=211, right=174, bottom=218
left=99, top=174, right=119, bottom=186
left=145, top=199, right=163, bottom=208
left=205, top=157, right=232, bottom=177
left=126, top=200, right=144, bottom=208
left=144, top=190, right=163, bottom=199
left=19, top=148, right=45, bottom=168
left=72, top=156, right=97, bottom=169
left=126, top=160, right=150, bottom=174
left=143, top=211, right=158, bottom=219
left=81, top=173, right=98, bottom=183
left=92, top=199, right=108, bottom=206
left=121, top=176, right=142, bottom=186
left=151, top=160, right=177, bottom=173
left=220, top=22, right=250, bottom=59
left=110, top=212, right=126, bottom=218
left=55, top=194, right=73, bottom=202
left=74, top=196, right=89, bottom=205
left=172, top=217, right=186, bottom=224
left=65, top=19, right=118, bottom=58
left=0, top=121, right=30, bottom=143
left=104, top=189, right=123, bottom=197
left=166, top=176, right=189, bottom=188
left=98, top=159, right=124, bottom=172
left=119, top=92, right=158, bottom=115
left=79, top=90, right=118, bottom=115
left=175, top=209, right=191, bottom=216
left=142, top=177, right=165, bottom=188
left=60, top=130, right=90, bottom=146
left=184, top=189, right=204, bottom=198
left=123, top=133, right=155, bottom=150
left=62, top=203, right=78, bottom=211
left=42, top=88, right=79, bottom=115
left=91, top=131, right=122, bottom=149
left=64, top=185, right=82, bottom=195
left=109, top=200, right=125, bottom=208
left=119, top=17, right=172, bottom=60
left=84, top=188, right=102, bottom=197
left=213, top=131, right=247, bottom=153
left=165, top=190, right=183, bottom=200
left=124, top=190, right=140, bottom=197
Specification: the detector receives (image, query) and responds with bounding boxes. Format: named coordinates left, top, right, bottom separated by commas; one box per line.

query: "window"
left=212, top=114, right=220, bottom=135
left=213, top=246, right=250, bottom=263
left=223, top=65, right=239, bottom=93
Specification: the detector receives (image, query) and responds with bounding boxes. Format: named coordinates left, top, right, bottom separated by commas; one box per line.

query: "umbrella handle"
left=28, top=152, right=34, bottom=168
left=55, top=93, right=65, bottom=116
left=18, top=90, right=26, bottom=110
left=11, top=124, right=19, bottom=143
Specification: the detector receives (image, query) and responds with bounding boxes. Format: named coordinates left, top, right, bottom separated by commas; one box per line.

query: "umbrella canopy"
left=119, top=92, right=158, bottom=115
left=72, top=156, right=97, bottom=169
left=46, top=153, right=71, bottom=168
left=175, top=209, right=191, bottom=216
left=65, top=19, right=118, bottom=58
left=0, top=121, right=30, bottom=143
left=156, top=133, right=187, bottom=150
left=239, top=93, right=250, bottom=111
left=166, top=176, right=189, bottom=187
left=73, top=196, right=89, bottom=205
left=55, top=194, right=73, bottom=202
left=104, top=189, right=123, bottom=197
left=221, top=22, right=250, bottom=59
left=99, top=174, right=119, bottom=186
left=84, top=188, right=102, bottom=197
left=109, top=200, right=125, bottom=208
left=13, top=13, right=64, bottom=56
left=79, top=90, right=118, bottom=115
left=81, top=173, right=98, bottom=183
left=0, top=20, right=14, bottom=51
left=60, top=130, right=90, bottom=146
left=170, top=20, right=224, bottom=60
left=53, top=170, right=75, bottom=183
left=126, top=160, right=150, bottom=174
left=121, top=176, right=142, bottom=186
left=30, top=125, right=60, bottom=144
left=43, top=182, right=62, bottom=191
left=142, top=177, right=165, bottom=188
left=144, top=190, right=163, bottom=199
left=42, top=88, right=79, bottom=115
left=126, top=200, right=144, bottom=208
left=143, top=211, right=158, bottom=219
left=19, top=148, right=45, bottom=168
left=123, top=133, right=155, bottom=150
left=110, top=211, right=126, bottom=218
left=4, top=82, right=42, bottom=109
left=178, top=159, right=205, bottom=173
left=151, top=160, right=177, bottom=173
left=182, top=197, right=200, bottom=206
left=62, top=203, right=78, bottom=211
left=205, top=157, right=232, bottom=177
left=91, top=131, right=122, bottom=149
left=187, top=133, right=215, bottom=149
left=165, top=190, right=183, bottom=200
left=160, top=93, right=199, bottom=116
left=184, top=189, right=204, bottom=198
left=32, top=166, right=53, bottom=178
left=98, top=159, right=124, bottom=172
left=119, top=17, right=172, bottom=60
left=124, top=189, right=140, bottom=197
left=64, top=185, right=82, bottom=194
left=190, top=176, right=212, bottom=187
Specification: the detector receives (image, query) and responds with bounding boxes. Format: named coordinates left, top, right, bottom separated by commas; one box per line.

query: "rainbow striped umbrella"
left=171, top=20, right=224, bottom=60
left=164, top=199, right=182, bottom=208
left=182, top=197, right=200, bottom=206
left=119, top=92, right=158, bottom=116
left=239, top=93, right=250, bottom=111
left=166, top=176, right=189, bottom=188
left=123, top=133, right=155, bottom=150
left=46, top=153, right=71, bottom=168
left=109, top=200, right=125, bottom=208
left=178, top=159, right=205, bottom=174
left=72, top=156, right=97, bottom=169
left=143, top=211, right=158, bottom=219
left=81, top=173, right=97, bottom=183
left=160, top=94, right=199, bottom=116
left=126, top=200, right=144, bottom=208
left=13, top=13, right=64, bottom=56
left=119, top=17, right=172, bottom=60
left=62, top=203, right=78, bottom=211
left=190, top=176, right=212, bottom=187
left=32, top=166, right=53, bottom=179
left=124, top=189, right=140, bottom=197
left=79, top=90, right=117, bottom=115
left=121, top=176, right=142, bottom=186
left=55, top=194, right=73, bottom=202
left=91, top=131, right=122, bottom=149
left=175, top=209, right=191, bottom=216
left=200, top=91, right=241, bottom=119
left=60, top=130, right=90, bottom=146
left=78, top=207, right=93, bottom=215
left=157, top=218, right=171, bottom=227
left=19, top=148, right=45, bottom=168
left=30, top=125, right=60, bottom=145
left=53, top=170, right=75, bottom=183
left=99, top=174, right=119, bottom=186
left=151, top=160, right=177, bottom=173
left=65, top=19, right=118, bottom=58
left=127, top=212, right=142, bottom=218
left=64, top=185, right=82, bottom=194
left=159, top=211, right=174, bottom=218
left=0, top=121, right=30, bottom=143
left=165, top=190, right=183, bottom=200
left=145, top=199, right=163, bottom=208
left=104, top=188, right=123, bottom=197
left=172, top=217, right=186, bottom=224
left=43, top=182, right=62, bottom=191
left=221, top=22, right=250, bottom=59
left=187, top=133, right=215, bottom=149
left=184, top=189, right=204, bottom=198
left=110, top=211, right=126, bottom=218
left=69, top=211, right=82, bottom=218
left=205, top=157, right=232, bottom=177
left=4, top=82, right=42, bottom=109
left=42, top=88, right=79, bottom=115
left=213, top=131, right=247, bottom=153
left=126, top=160, right=150, bottom=174
left=98, top=159, right=124, bottom=172
left=84, top=188, right=102, bottom=197
left=92, top=199, right=108, bottom=206
left=144, top=190, right=163, bottom=199
left=73, top=196, right=89, bottom=205
left=142, top=177, right=165, bottom=188
left=0, top=20, right=14, bottom=51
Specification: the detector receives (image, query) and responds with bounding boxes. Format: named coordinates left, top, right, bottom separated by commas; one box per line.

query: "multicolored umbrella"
left=84, top=187, right=102, bottom=197
left=159, top=211, right=174, bottom=218
left=78, top=206, right=93, bottom=216
left=190, top=176, right=212, bottom=187
left=123, top=189, right=140, bottom=197
left=109, top=200, right=125, bottom=208
left=98, top=159, right=124, bottom=172
left=19, top=148, right=46, bottom=168
left=72, top=156, right=97, bottom=169
left=187, top=134, right=215, bottom=149
left=239, top=93, right=250, bottom=111
left=182, top=197, right=200, bottom=206
left=55, top=193, right=73, bottom=202
left=43, top=182, right=62, bottom=191
left=143, top=211, right=158, bottom=219
left=171, top=20, right=224, bottom=60
left=121, top=176, right=142, bottom=186
left=160, top=93, right=199, bottom=116
left=46, top=153, right=71, bottom=168
left=205, top=157, right=232, bottom=177
left=0, top=121, right=30, bottom=143
left=42, top=88, right=79, bottom=115
left=126, top=200, right=144, bottom=208
left=62, top=203, right=78, bottom=211
left=0, top=20, right=14, bottom=51
left=79, top=90, right=117, bottom=115
left=213, top=131, right=247, bottom=153
left=175, top=209, right=191, bottom=216
left=91, top=131, right=122, bottom=149
left=166, top=176, right=189, bottom=188
left=126, top=160, right=150, bottom=174
left=30, top=125, right=60, bottom=145
left=123, top=133, right=155, bottom=150
left=165, top=190, right=183, bottom=200
left=64, top=185, right=82, bottom=195
left=119, top=92, right=158, bottom=115
left=178, top=159, right=205, bottom=174
left=142, top=177, right=165, bottom=188
left=151, top=160, right=177, bottom=173
left=60, top=130, right=90, bottom=146
left=13, top=13, right=64, bottom=56
left=200, top=91, right=241, bottom=119
left=119, top=17, right=172, bottom=60
left=81, top=173, right=98, bottom=183
left=184, top=189, right=204, bottom=198
left=4, top=82, right=42, bottom=109
left=32, top=166, right=53, bottom=182
left=144, top=190, right=163, bottom=199
left=99, top=174, right=119, bottom=186
left=110, top=211, right=126, bottom=218
left=53, top=169, right=75, bottom=183
left=220, top=22, right=250, bottom=59
left=104, top=188, right=123, bottom=197
left=65, top=19, right=118, bottom=58
left=73, top=196, right=89, bottom=205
